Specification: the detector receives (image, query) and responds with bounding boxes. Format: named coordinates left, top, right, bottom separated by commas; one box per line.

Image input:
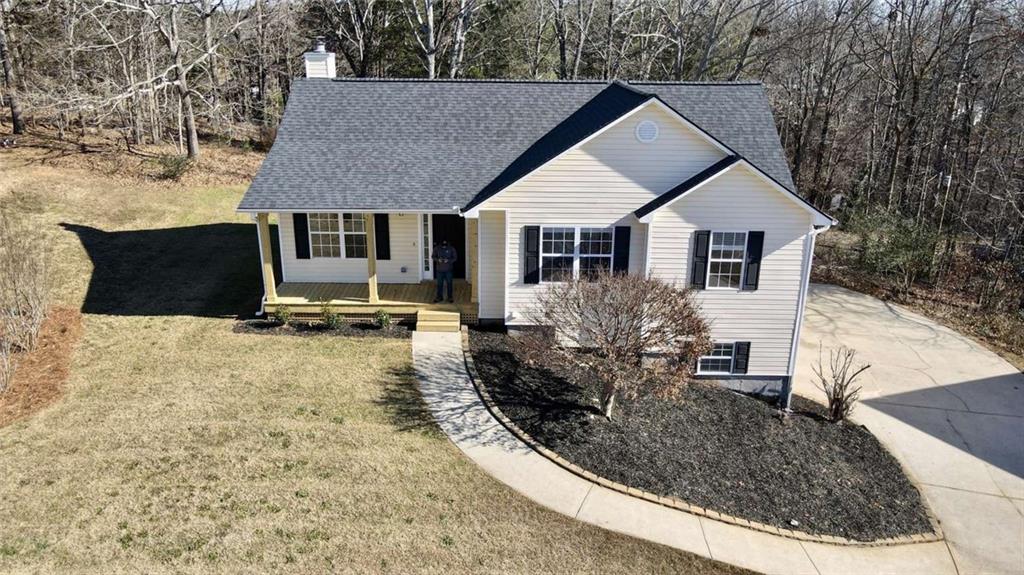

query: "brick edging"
left=459, top=327, right=944, bottom=547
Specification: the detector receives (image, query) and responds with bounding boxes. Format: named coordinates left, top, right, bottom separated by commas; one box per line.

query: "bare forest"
left=1, top=0, right=1022, bottom=359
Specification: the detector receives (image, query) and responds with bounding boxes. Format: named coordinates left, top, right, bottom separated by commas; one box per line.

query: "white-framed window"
left=342, top=213, right=367, bottom=259
left=540, top=226, right=615, bottom=282
left=309, top=212, right=341, bottom=258
left=578, top=228, right=614, bottom=279
left=698, top=343, right=734, bottom=374
left=308, top=213, right=367, bottom=258
left=707, top=231, right=746, bottom=289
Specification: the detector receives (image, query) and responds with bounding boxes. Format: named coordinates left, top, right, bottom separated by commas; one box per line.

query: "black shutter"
left=742, top=231, right=764, bottom=291
left=612, top=226, right=631, bottom=275
left=732, top=342, right=751, bottom=374
left=691, top=230, right=710, bottom=289
left=293, top=213, right=310, bottom=259
left=374, top=213, right=391, bottom=260
left=524, top=226, right=540, bottom=284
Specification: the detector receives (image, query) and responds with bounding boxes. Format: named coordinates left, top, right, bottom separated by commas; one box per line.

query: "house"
left=237, top=41, right=834, bottom=398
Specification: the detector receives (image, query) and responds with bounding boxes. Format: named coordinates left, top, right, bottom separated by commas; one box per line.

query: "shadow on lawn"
left=60, top=222, right=282, bottom=318
left=376, top=364, right=445, bottom=438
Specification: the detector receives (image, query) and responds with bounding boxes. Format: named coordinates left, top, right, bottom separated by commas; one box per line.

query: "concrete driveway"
left=795, top=284, right=1024, bottom=574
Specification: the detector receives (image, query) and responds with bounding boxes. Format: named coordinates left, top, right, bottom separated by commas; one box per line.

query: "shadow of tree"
left=60, top=222, right=281, bottom=318
left=376, top=363, right=445, bottom=439
left=471, top=345, right=601, bottom=444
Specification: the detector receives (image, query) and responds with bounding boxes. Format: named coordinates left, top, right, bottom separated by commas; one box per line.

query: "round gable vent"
left=635, top=120, right=659, bottom=143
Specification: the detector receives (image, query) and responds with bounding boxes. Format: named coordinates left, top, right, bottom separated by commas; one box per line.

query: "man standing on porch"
left=432, top=240, right=458, bottom=303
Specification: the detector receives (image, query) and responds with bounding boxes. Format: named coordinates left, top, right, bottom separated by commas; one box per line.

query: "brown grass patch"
left=0, top=307, right=82, bottom=427
left=1, top=129, right=263, bottom=188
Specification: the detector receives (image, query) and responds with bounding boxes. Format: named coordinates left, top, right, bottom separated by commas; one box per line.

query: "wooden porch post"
left=364, top=213, right=379, bottom=303
left=257, top=213, right=278, bottom=303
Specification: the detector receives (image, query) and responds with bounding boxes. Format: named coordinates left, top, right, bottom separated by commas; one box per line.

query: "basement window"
left=698, top=343, right=734, bottom=374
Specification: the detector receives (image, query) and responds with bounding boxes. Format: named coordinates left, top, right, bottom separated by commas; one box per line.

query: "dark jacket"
left=433, top=244, right=458, bottom=273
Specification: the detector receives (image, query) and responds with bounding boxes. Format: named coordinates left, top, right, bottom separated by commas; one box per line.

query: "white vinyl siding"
left=478, top=210, right=506, bottom=319
left=647, top=166, right=813, bottom=375
left=277, top=212, right=421, bottom=283
left=483, top=104, right=727, bottom=323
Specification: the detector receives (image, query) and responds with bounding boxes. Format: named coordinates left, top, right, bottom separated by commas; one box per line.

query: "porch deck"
left=265, top=280, right=476, bottom=317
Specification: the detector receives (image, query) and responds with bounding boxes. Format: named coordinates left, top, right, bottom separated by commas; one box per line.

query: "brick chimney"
left=304, top=37, right=336, bottom=79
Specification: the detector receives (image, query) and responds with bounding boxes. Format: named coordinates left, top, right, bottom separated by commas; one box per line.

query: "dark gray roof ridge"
left=324, top=76, right=765, bottom=86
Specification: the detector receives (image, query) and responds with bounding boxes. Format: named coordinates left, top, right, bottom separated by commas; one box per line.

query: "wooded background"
left=1, top=0, right=1022, bottom=351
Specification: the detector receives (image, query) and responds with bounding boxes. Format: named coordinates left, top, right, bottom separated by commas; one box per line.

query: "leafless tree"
left=517, top=272, right=711, bottom=420
left=811, top=344, right=870, bottom=422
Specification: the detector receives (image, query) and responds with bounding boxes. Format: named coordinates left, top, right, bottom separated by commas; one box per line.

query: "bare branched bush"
left=517, top=272, right=711, bottom=420
left=0, top=211, right=51, bottom=392
left=812, top=344, right=871, bottom=423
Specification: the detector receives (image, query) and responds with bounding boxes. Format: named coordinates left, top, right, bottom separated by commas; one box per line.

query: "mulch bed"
left=469, top=329, right=933, bottom=542
left=0, top=307, right=83, bottom=428
left=233, top=319, right=412, bottom=339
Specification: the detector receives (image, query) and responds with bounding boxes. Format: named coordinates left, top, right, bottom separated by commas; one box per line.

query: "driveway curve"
left=794, top=284, right=1024, bottom=575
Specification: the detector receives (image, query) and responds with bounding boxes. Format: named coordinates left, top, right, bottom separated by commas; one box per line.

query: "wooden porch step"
left=416, top=310, right=461, bottom=332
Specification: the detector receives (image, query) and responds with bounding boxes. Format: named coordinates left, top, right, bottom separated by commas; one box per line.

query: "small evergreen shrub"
left=321, top=304, right=343, bottom=330
left=374, top=309, right=393, bottom=329
left=155, top=154, right=191, bottom=180
left=271, top=305, right=293, bottom=326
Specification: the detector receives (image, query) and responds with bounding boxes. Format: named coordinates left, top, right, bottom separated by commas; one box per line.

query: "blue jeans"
left=435, top=271, right=454, bottom=301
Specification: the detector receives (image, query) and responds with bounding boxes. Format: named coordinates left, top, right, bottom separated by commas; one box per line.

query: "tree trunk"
left=0, top=13, right=25, bottom=135
left=168, top=7, right=199, bottom=158
left=600, top=381, right=616, bottom=419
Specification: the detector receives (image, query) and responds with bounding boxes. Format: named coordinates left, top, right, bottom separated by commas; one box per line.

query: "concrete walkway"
left=412, top=330, right=959, bottom=575
left=795, top=284, right=1024, bottom=575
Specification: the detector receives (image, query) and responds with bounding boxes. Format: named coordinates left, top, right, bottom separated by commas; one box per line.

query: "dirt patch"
left=469, top=329, right=935, bottom=542
left=233, top=319, right=412, bottom=339
left=0, top=307, right=83, bottom=428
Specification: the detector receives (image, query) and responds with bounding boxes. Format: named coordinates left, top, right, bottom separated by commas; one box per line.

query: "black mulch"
left=233, top=319, right=411, bottom=339
left=469, top=330, right=933, bottom=541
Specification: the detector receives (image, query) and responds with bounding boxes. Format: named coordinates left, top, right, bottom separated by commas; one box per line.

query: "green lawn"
left=0, top=146, right=744, bottom=573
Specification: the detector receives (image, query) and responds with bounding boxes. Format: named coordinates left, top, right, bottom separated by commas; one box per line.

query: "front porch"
left=264, top=280, right=477, bottom=319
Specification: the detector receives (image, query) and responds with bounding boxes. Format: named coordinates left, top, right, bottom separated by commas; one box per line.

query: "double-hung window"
left=707, top=231, right=746, bottom=289
left=308, top=213, right=367, bottom=258
left=698, top=343, right=734, bottom=374
left=342, top=213, right=367, bottom=258
left=541, top=227, right=575, bottom=282
left=309, top=213, right=341, bottom=258
left=540, top=226, right=614, bottom=282
left=578, top=228, right=614, bottom=278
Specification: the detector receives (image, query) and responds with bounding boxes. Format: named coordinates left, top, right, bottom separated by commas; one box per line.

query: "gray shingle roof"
left=237, top=78, right=797, bottom=212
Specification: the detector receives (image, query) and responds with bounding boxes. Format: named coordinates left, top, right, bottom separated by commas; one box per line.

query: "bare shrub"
left=517, top=272, right=711, bottom=420
left=0, top=211, right=51, bottom=392
left=812, top=344, right=871, bottom=422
